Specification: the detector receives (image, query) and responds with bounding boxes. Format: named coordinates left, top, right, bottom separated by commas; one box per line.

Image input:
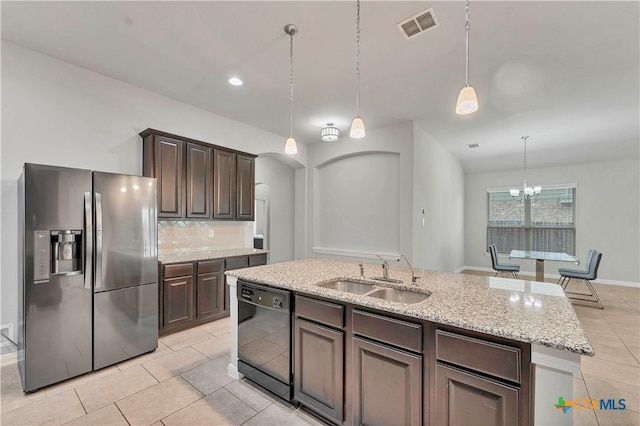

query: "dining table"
left=509, top=250, right=579, bottom=282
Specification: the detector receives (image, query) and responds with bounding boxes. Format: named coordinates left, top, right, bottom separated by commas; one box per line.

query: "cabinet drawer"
left=198, top=259, right=224, bottom=274
left=436, top=330, right=521, bottom=383
left=226, top=256, right=249, bottom=270
left=352, top=310, right=422, bottom=353
left=164, top=263, right=194, bottom=279
left=296, top=295, right=344, bottom=329
left=249, top=253, right=267, bottom=267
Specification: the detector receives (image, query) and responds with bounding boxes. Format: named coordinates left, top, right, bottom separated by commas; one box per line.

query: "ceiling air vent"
left=397, top=8, right=440, bottom=40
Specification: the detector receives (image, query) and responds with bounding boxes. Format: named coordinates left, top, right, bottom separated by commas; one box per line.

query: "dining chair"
left=489, top=244, right=520, bottom=279
left=557, top=249, right=604, bottom=309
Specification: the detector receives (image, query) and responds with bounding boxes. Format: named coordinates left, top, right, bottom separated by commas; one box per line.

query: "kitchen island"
left=226, top=259, right=593, bottom=426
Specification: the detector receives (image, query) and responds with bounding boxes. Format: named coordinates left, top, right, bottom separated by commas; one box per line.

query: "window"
left=487, top=187, right=576, bottom=254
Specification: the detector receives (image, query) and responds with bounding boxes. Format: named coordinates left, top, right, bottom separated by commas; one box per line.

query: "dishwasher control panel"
left=238, top=282, right=290, bottom=310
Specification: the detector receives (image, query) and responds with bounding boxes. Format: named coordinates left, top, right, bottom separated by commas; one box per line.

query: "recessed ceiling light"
left=228, top=77, right=243, bottom=86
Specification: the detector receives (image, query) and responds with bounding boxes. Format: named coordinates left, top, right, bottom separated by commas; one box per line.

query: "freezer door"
left=20, top=164, right=93, bottom=392
left=93, top=172, right=157, bottom=292
left=93, top=282, right=158, bottom=369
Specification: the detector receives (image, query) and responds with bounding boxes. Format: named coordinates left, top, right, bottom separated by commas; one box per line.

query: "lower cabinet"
left=162, top=262, right=195, bottom=329
left=159, top=253, right=267, bottom=336
left=352, top=336, right=422, bottom=426
left=434, top=329, right=526, bottom=426
left=435, top=364, right=519, bottom=426
left=294, top=318, right=344, bottom=423
left=288, top=296, right=530, bottom=426
left=163, top=275, right=194, bottom=328
left=196, top=260, right=225, bottom=321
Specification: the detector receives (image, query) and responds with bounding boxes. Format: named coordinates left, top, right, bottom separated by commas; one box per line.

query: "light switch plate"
left=208, top=229, right=215, bottom=238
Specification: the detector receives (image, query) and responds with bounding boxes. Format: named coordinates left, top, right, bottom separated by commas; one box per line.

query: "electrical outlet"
left=208, top=229, right=215, bottom=238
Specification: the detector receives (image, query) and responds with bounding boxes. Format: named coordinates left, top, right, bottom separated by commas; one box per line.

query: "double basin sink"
left=318, top=279, right=430, bottom=304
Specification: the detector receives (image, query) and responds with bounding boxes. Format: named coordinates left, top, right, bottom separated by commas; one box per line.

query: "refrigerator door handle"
left=84, top=192, right=93, bottom=290
left=95, top=192, right=103, bottom=290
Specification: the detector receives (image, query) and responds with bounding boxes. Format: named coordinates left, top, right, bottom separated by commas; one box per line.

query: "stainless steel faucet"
left=398, top=254, right=418, bottom=284
left=358, top=263, right=365, bottom=278
left=375, top=255, right=390, bottom=279
left=373, top=255, right=402, bottom=283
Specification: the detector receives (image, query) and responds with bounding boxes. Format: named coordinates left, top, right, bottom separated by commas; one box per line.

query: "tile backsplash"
left=158, top=221, right=246, bottom=254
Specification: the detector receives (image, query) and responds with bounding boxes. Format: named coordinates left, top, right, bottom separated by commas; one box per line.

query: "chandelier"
left=510, top=136, right=541, bottom=200
left=321, top=123, right=340, bottom=142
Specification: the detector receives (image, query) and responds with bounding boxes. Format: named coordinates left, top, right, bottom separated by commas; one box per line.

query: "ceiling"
left=2, top=1, right=638, bottom=173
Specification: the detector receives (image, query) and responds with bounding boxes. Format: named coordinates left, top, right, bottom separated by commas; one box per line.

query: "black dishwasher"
left=237, top=281, right=293, bottom=401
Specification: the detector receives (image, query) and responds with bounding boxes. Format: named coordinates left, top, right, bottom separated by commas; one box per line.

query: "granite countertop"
left=226, top=258, right=594, bottom=356
left=158, top=248, right=269, bottom=264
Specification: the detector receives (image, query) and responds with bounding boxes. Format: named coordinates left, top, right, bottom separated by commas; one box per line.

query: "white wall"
left=1, top=42, right=306, bottom=331
left=307, top=122, right=414, bottom=264
left=412, top=123, right=465, bottom=272
left=464, top=159, right=640, bottom=284
left=255, top=157, right=296, bottom=264
left=316, top=152, right=400, bottom=254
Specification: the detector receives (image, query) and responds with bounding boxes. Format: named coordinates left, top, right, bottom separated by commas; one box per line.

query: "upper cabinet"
left=143, top=134, right=184, bottom=218
left=186, top=143, right=211, bottom=219
left=212, top=149, right=236, bottom=219
left=141, top=129, right=256, bottom=221
left=236, top=154, right=255, bottom=221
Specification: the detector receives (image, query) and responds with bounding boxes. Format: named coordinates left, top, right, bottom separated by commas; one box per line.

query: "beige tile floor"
left=1, top=276, right=638, bottom=426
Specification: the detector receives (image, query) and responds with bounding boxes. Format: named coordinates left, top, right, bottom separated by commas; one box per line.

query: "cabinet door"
left=352, top=336, right=422, bottom=426
left=163, top=276, right=193, bottom=328
left=294, top=318, right=344, bottom=423
left=186, top=143, right=211, bottom=218
left=154, top=136, right=184, bottom=218
left=213, top=149, right=237, bottom=219
left=236, top=155, right=255, bottom=221
left=436, top=364, right=519, bottom=426
left=196, top=272, right=223, bottom=320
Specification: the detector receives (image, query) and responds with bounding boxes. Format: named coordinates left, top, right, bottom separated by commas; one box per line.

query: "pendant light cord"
left=522, top=136, right=529, bottom=187
left=289, top=30, right=294, bottom=138
left=464, top=0, right=470, bottom=87
left=355, top=0, right=361, bottom=116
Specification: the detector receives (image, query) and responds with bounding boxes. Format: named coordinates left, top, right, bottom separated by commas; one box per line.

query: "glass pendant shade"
left=510, top=189, right=520, bottom=197
left=456, top=85, right=478, bottom=115
left=284, top=137, right=297, bottom=155
left=350, top=116, right=366, bottom=139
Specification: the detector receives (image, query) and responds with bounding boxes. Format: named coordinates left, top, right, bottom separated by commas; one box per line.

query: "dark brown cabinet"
left=352, top=336, right=422, bottom=426
left=435, top=364, right=519, bottom=426
left=186, top=143, right=211, bottom=219
left=434, top=329, right=529, bottom=426
left=143, top=134, right=184, bottom=218
left=236, top=155, right=255, bottom=220
left=159, top=254, right=267, bottom=336
left=213, top=149, right=237, bottom=219
left=162, top=263, right=194, bottom=329
left=294, top=297, right=345, bottom=423
left=196, top=260, right=224, bottom=321
left=141, top=129, right=256, bottom=221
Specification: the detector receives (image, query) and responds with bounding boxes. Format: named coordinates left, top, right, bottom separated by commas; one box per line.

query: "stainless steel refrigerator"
left=18, top=163, right=158, bottom=392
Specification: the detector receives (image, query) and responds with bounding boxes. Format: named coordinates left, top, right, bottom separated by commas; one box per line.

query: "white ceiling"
left=2, top=1, right=638, bottom=173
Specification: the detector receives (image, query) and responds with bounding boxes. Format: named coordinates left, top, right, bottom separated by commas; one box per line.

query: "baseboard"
left=460, top=266, right=640, bottom=288
left=227, top=362, right=244, bottom=380
left=1, top=352, right=17, bottom=366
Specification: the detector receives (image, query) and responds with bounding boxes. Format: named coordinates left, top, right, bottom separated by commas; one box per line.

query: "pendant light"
left=350, top=0, right=365, bottom=139
left=456, top=0, right=479, bottom=115
left=510, top=136, right=541, bottom=200
left=284, top=24, right=298, bottom=155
